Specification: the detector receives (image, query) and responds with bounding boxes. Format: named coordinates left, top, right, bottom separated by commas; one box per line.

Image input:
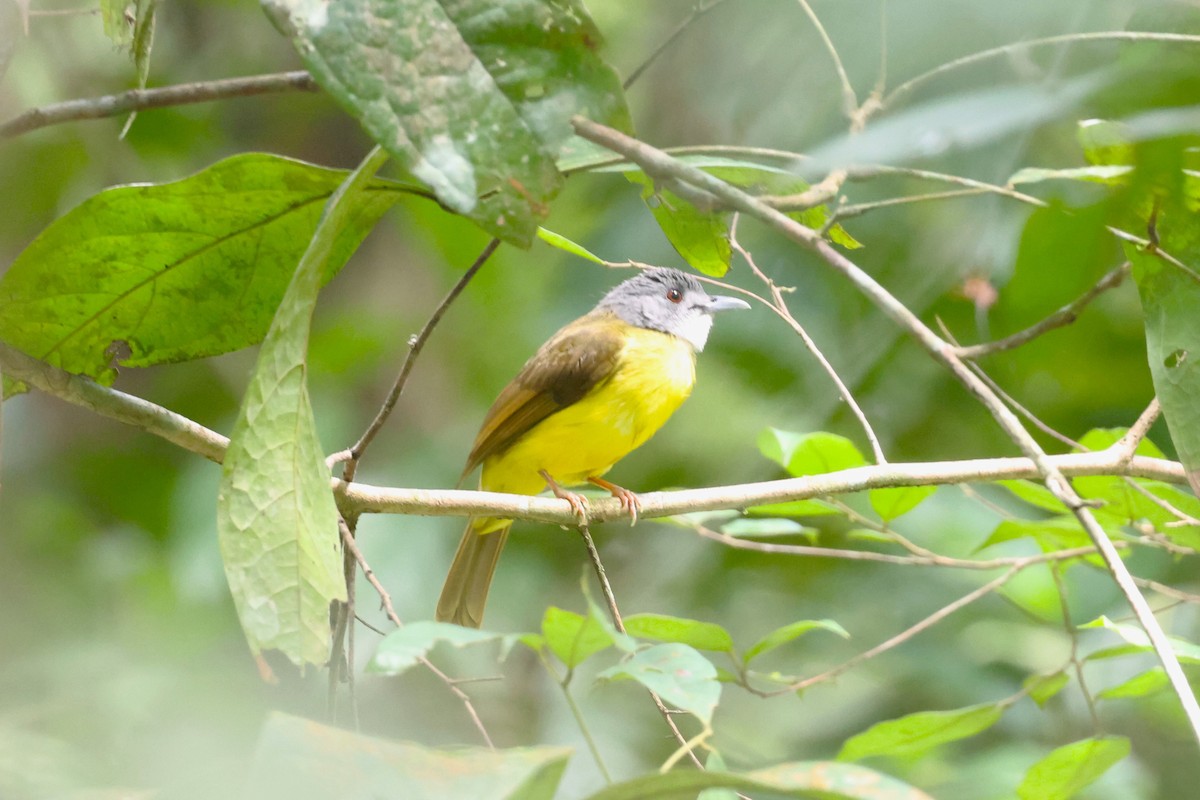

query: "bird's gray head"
left=596, top=267, right=751, bottom=351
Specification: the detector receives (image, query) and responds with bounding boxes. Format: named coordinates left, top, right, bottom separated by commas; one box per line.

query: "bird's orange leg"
left=539, top=470, right=589, bottom=521
left=588, top=476, right=641, bottom=526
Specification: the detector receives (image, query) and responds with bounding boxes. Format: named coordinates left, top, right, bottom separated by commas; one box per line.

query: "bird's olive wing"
left=462, top=314, right=623, bottom=477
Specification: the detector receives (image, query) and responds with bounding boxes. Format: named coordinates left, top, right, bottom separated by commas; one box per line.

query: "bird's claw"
left=540, top=470, right=590, bottom=523
left=589, top=477, right=642, bottom=526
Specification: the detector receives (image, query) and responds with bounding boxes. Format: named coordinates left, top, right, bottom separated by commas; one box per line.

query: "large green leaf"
left=215, top=151, right=390, bottom=666
left=1124, top=145, right=1200, bottom=493
left=1016, top=736, right=1130, bottom=800
left=246, top=712, right=570, bottom=800
left=265, top=0, right=630, bottom=246
left=0, top=153, right=401, bottom=385
left=583, top=761, right=934, bottom=800
left=837, top=703, right=1005, bottom=761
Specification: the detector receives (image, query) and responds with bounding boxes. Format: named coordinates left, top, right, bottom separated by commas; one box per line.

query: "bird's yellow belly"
left=481, top=327, right=696, bottom=497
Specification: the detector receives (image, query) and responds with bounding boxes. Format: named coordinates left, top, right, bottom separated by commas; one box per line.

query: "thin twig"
left=833, top=188, right=988, bottom=219
left=759, top=169, right=847, bottom=211
left=340, top=238, right=499, bottom=483
left=934, top=326, right=1084, bottom=452
left=954, top=263, right=1131, bottom=359
left=1050, top=564, right=1102, bottom=729
left=1110, top=397, right=1162, bottom=464
left=794, top=0, right=857, bottom=117
left=622, top=0, right=731, bottom=90
left=884, top=31, right=1200, bottom=108
left=776, top=564, right=1024, bottom=694
left=845, top=164, right=1048, bottom=208
left=338, top=519, right=495, bottom=749
left=578, top=524, right=705, bottom=770
left=1, top=70, right=317, bottom=139
left=693, top=524, right=1108, bottom=569
left=328, top=517, right=361, bottom=727
left=729, top=213, right=886, bottom=463
left=567, top=116, right=1200, bottom=744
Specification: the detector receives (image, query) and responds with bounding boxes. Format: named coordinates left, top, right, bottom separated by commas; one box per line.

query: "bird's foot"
left=588, top=476, right=642, bottom=526
left=540, top=470, right=590, bottom=521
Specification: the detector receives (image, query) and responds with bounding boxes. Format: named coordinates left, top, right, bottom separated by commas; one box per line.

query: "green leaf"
left=744, top=619, right=850, bottom=664
left=978, top=516, right=1093, bottom=553
left=101, top=0, right=157, bottom=89
left=1016, top=736, right=1130, bottom=800
left=1076, top=427, right=1166, bottom=457
left=747, top=499, right=843, bottom=517
left=719, top=517, right=815, bottom=538
left=536, top=227, right=605, bottom=264
left=999, top=480, right=1071, bottom=514
left=758, top=428, right=867, bottom=477
left=583, top=761, right=934, bottom=800
left=1081, top=615, right=1200, bottom=663
left=1008, top=165, right=1132, bottom=185
left=623, top=613, right=735, bottom=653
left=869, top=485, right=937, bottom=521
left=541, top=606, right=614, bottom=668
left=838, top=703, right=1005, bottom=762
left=599, top=644, right=720, bottom=725
left=1025, top=671, right=1070, bottom=708
left=1098, top=668, right=1168, bottom=700
left=627, top=171, right=732, bottom=276
left=1128, top=165, right=1200, bottom=496
left=1077, top=119, right=1134, bottom=166
left=367, top=621, right=503, bottom=676
left=697, top=752, right=739, bottom=800
left=0, top=154, right=401, bottom=384
left=214, top=150, right=389, bottom=666
left=247, top=712, right=570, bottom=800
left=266, top=0, right=631, bottom=246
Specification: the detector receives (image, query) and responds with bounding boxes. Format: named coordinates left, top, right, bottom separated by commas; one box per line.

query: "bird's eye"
left=666, top=288, right=683, bottom=304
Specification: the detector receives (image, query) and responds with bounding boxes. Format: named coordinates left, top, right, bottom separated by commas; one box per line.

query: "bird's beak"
left=704, top=295, right=752, bottom=313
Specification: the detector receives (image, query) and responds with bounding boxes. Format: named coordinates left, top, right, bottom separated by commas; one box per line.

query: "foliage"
left=4, top=1, right=1200, bottom=799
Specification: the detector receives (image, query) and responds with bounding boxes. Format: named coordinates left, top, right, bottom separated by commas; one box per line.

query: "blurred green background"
left=2, top=1, right=1199, bottom=798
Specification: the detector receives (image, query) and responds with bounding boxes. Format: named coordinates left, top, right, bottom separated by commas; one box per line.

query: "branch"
left=339, top=451, right=1182, bottom=522
left=729, top=214, right=886, bottom=463
left=0, top=341, right=228, bottom=462
left=883, top=32, right=1200, bottom=109
left=338, top=239, right=499, bottom=482
left=794, top=0, right=857, bottom=118
left=1, top=71, right=318, bottom=139
left=780, top=564, right=1024, bottom=694
left=622, top=0, right=731, bottom=90
left=567, top=116, right=1200, bottom=744
left=954, top=262, right=1131, bottom=359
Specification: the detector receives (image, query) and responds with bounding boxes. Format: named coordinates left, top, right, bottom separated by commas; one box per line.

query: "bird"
left=436, top=267, right=750, bottom=627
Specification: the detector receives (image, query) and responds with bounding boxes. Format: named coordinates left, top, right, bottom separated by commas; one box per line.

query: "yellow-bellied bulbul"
left=436, top=267, right=749, bottom=627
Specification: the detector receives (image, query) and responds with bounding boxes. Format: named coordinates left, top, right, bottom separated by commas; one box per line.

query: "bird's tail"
left=436, top=518, right=511, bottom=628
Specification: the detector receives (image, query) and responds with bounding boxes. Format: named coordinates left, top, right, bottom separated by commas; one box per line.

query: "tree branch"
left=338, top=450, right=1182, bottom=522
left=953, top=262, right=1131, bottom=359
left=0, top=341, right=228, bottom=462
left=1, top=70, right=318, bottom=139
